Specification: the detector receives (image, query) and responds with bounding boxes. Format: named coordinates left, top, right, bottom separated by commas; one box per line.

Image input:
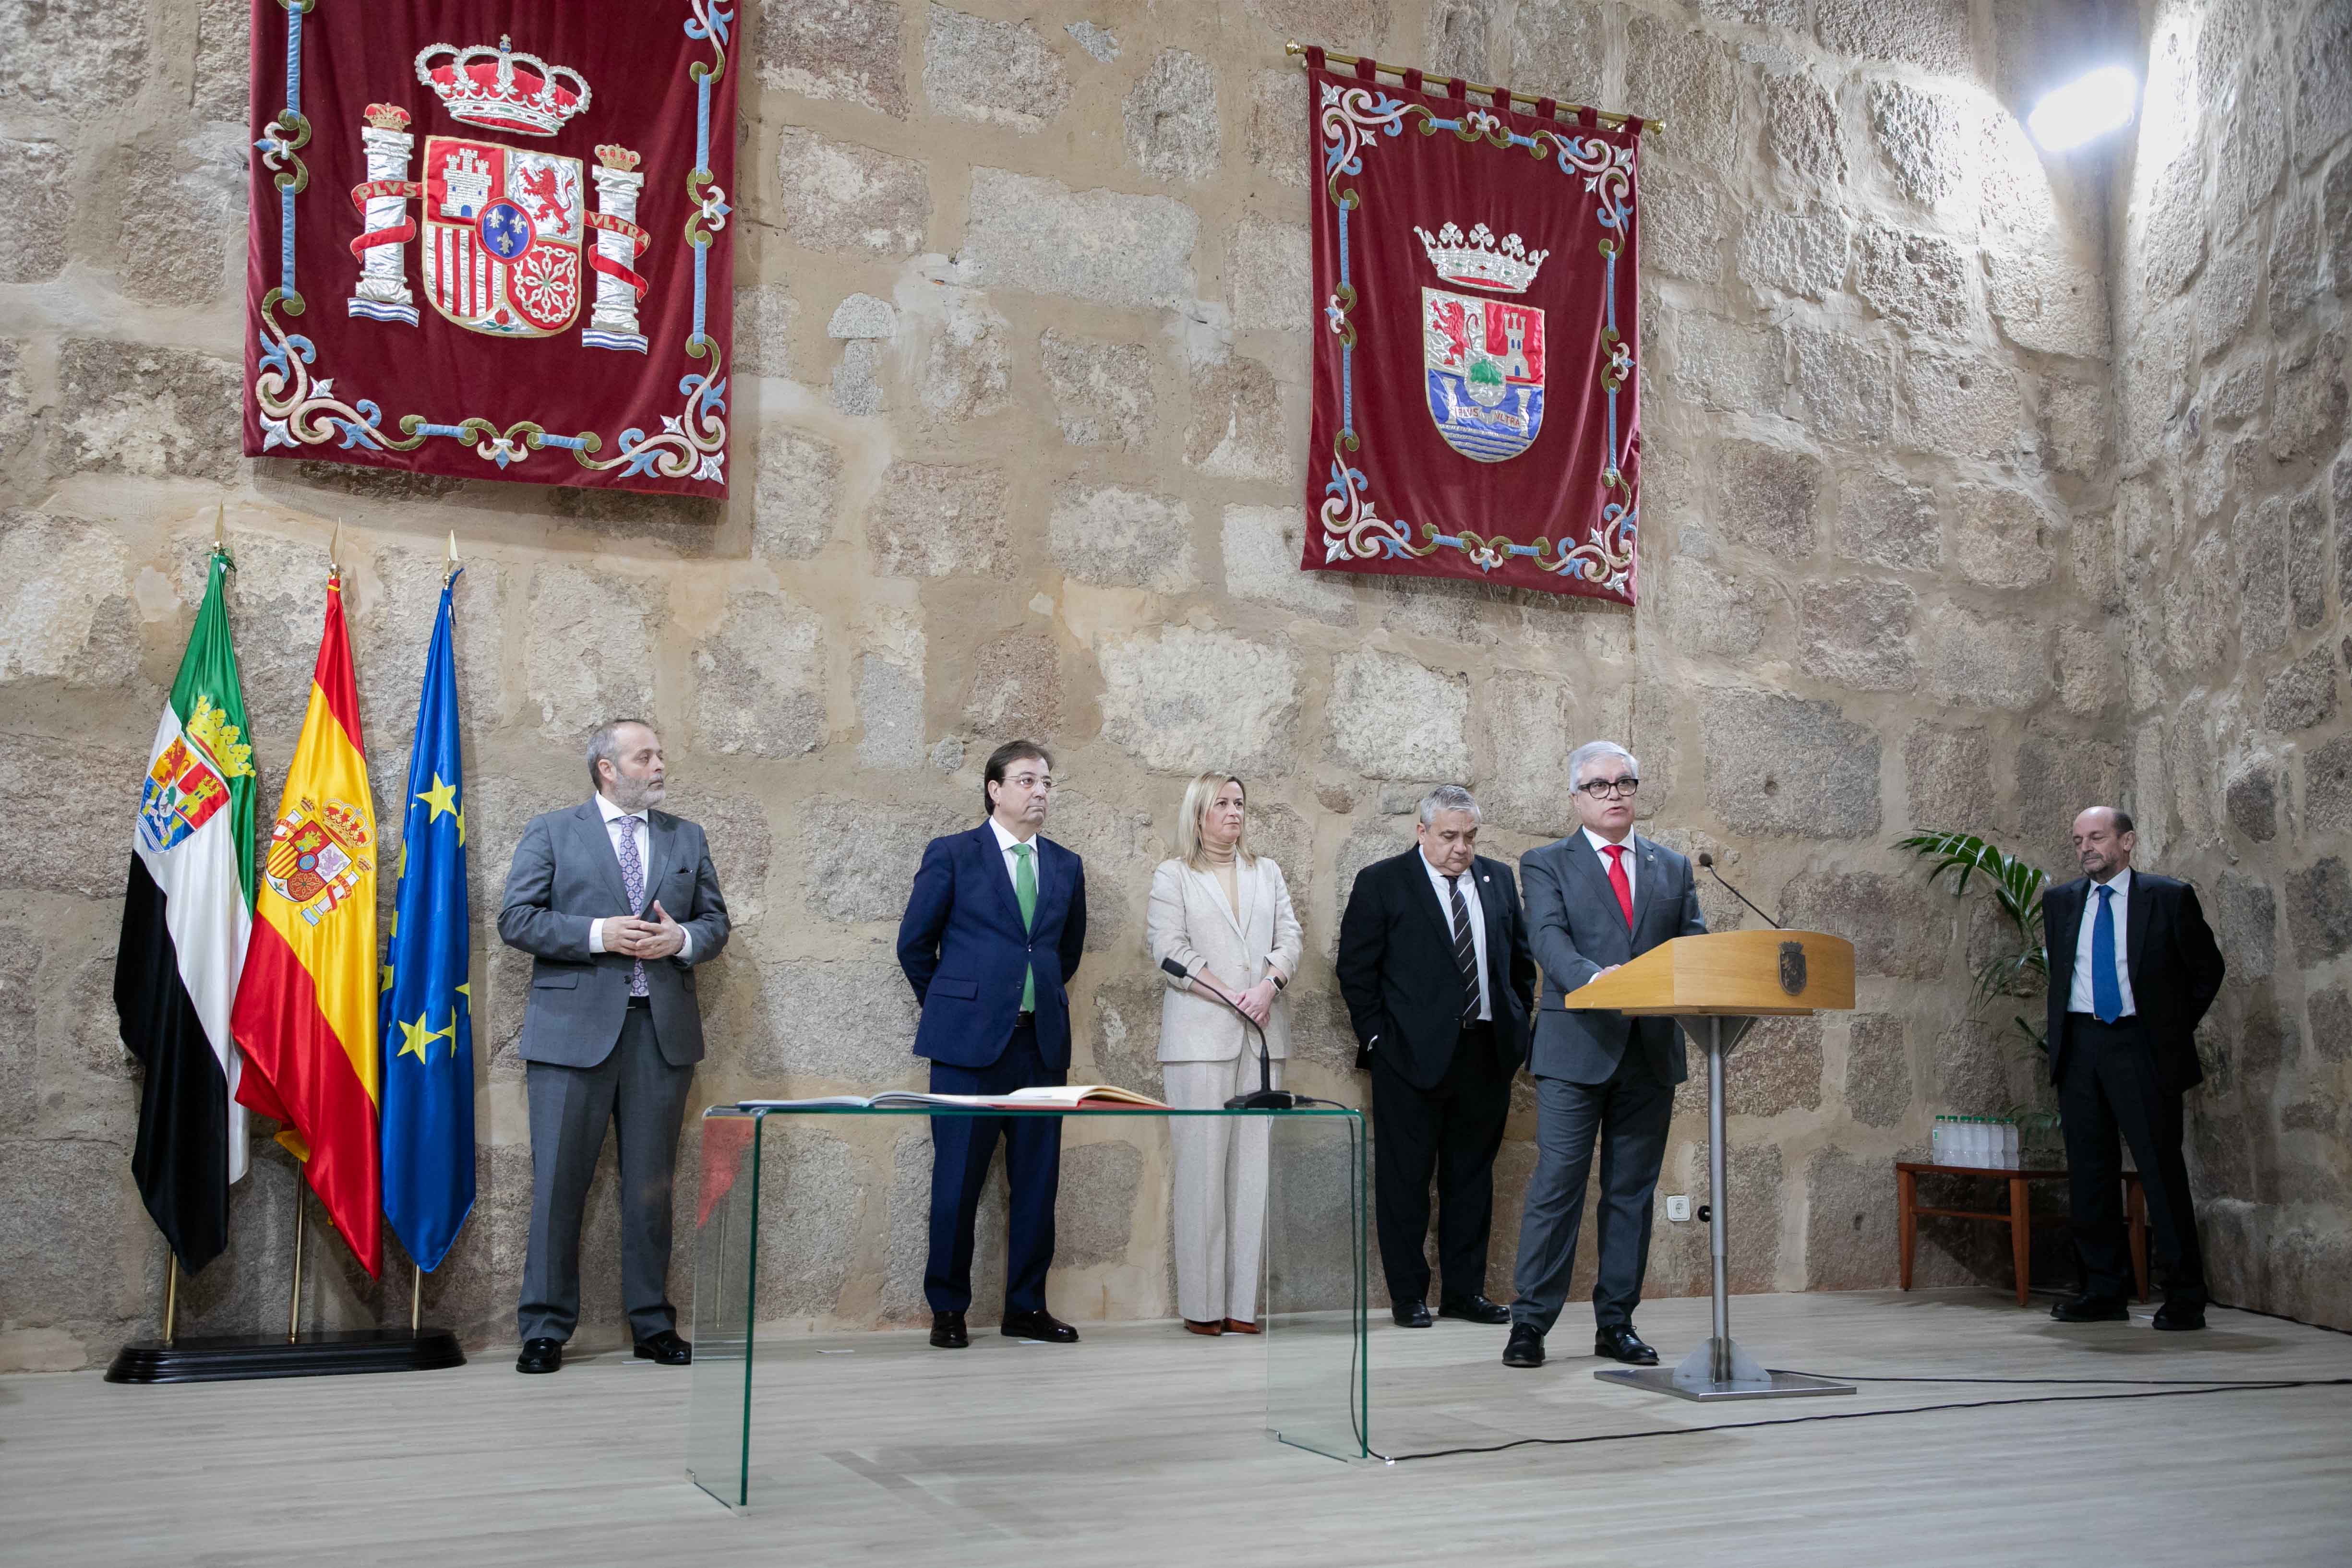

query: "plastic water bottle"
left=1932, top=1114, right=1947, bottom=1165
left=1967, top=1117, right=1989, bottom=1168
left=2001, top=1118, right=2021, bottom=1170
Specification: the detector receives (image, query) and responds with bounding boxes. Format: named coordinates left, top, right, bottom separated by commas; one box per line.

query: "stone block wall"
left=2109, top=0, right=2352, bottom=1329
left=4, top=0, right=2337, bottom=1369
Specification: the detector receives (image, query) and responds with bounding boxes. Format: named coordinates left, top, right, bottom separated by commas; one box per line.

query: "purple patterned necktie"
left=614, top=814, right=648, bottom=996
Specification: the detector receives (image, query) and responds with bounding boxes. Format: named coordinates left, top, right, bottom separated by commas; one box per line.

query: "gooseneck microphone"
left=1160, top=957, right=1295, bottom=1110
left=1696, top=851, right=1783, bottom=930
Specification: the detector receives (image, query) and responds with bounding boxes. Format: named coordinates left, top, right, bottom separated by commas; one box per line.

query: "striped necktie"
left=1446, top=874, right=1479, bottom=1024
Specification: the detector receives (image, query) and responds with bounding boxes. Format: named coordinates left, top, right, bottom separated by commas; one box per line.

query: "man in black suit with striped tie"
left=1336, top=785, right=1536, bottom=1329
left=2042, top=806, right=2225, bottom=1331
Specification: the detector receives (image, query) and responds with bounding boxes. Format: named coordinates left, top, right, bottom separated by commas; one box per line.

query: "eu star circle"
left=477, top=199, right=534, bottom=262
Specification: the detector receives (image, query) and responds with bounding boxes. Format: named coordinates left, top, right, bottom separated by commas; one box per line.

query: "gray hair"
left=1417, top=784, right=1482, bottom=825
left=586, top=718, right=653, bottom=791
left=1566, top=740, right=1639, bottom=790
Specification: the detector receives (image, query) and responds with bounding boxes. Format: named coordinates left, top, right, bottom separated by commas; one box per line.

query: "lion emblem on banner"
left=1417, top=222, right=1548, bottom=463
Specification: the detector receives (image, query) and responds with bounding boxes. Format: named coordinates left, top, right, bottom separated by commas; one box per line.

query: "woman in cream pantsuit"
left=1146, top=773, right=1304, bottom=1336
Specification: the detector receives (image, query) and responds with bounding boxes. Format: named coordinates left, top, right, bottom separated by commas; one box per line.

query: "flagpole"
left=287, top=1175, right=307, bottom=1343
left=411, top=1261, right=423, bottom=1334
left=162, top=1255, right=180, bottom=1348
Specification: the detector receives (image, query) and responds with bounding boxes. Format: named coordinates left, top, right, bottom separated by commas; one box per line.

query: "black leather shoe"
left=929, top=1310, right=970, bottom=1349
left=1502, top=1324, right=1546, bottom=1367
left=515, top=1338, right=563, bottom=1375
left=1391, top=1299, right=1434, bottom=1328
left=1439, top=1292, right=1512, bottom=1325
left=1595, top=1324, right=1659, bottom=1365
left=633, top=1330, right=692, bottom=1365
left=2152, top=1300, right=2207, bottom=1331
left=2051, top=1293, right=2130, bottom=1323
left=1000, top=1308, right=1080, bottom=1343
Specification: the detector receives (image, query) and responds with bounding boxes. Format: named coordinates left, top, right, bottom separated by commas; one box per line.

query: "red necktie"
left=1604, top=844, right=1633, bottom=928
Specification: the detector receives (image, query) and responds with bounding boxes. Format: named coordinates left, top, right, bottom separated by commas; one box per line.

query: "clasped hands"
left=605, top=899, right=686, bottom=961
left=1200, top=969, right=1281, bottom=1027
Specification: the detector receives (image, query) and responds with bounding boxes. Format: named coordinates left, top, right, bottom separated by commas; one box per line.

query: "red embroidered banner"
left=243, top=2, right=737, bottom=496
left=1302, top=56, right=1643, bottom=604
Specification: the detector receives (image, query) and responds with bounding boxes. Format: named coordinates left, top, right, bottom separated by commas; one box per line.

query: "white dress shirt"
left=1420, top=850, right=1491, bottom=1021
left=1584, top=826, right=1637, bottom=904
left=988, top=815, right=1040, bottom=892
left=2067, top=867, right=2135, bottom=1017
left=586, top=791, right=691, bottom=960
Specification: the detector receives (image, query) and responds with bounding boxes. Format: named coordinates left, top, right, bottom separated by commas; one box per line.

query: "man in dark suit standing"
left=1503, top=741, right=1704, bottom=1370
left=898, top=740, right=1088, bottom=1349
left=499, top=719, right=731, bottom=1374
left=1336, top=785, right=1536, bottom=1329
left=2043, top=806, right=2225, bottom=1330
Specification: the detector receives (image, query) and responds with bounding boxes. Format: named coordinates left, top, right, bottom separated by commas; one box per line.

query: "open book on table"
left=737, top=1085, right=1170, bottom=1112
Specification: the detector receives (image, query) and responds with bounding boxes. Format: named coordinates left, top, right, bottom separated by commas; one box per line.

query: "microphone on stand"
left=1696, top=852, right=1783, bottom=930
left=1161, top=957, right=1295, bottom=1109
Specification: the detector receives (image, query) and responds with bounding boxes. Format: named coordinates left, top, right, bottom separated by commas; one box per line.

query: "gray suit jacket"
left=1520, top=832, right=1706, bottom=1086
left=497, top=800, right=731, bottom=1068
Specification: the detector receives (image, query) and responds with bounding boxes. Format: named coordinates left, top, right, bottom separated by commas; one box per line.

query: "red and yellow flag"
left=232, top=573, right=382, bottom=1274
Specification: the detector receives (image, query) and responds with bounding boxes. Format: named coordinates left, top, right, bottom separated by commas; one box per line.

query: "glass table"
left=684, top=1103, right=1368, bottom=1510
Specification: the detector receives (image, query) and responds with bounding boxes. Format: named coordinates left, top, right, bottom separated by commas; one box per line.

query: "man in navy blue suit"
left=897, top=740, right=1089, bottom=1349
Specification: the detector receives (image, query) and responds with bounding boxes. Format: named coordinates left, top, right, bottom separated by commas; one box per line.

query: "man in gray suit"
left=1503, top=741, right=1704, bottom=1369
left=498, top=719, right=730, bottom=1374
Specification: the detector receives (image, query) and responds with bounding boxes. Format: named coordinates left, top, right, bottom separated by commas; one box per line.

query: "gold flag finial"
left=446, top=530, right=460, bottom=582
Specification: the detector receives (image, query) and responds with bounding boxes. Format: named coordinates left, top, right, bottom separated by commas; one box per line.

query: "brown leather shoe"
left=1222, top=1317, right=1262, bottom=1335
left=1184, top=1318, right=1224, bottom=1336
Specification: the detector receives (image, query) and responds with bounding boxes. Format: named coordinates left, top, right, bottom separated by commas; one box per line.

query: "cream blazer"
left=1146, top=855, right=1305, bottom=1063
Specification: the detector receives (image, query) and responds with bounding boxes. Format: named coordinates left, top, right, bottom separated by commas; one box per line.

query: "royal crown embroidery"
left=414, top=36, right=592, bottom=138
left=1413, top=222, right=1548, bottom=294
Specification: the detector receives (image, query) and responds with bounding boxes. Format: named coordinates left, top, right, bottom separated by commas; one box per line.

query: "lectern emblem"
left=1778, top=941, right=1807, bottom=997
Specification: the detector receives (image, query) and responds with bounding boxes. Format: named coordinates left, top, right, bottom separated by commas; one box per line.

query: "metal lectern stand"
left=1571, top=931, right=1859, bottom=1402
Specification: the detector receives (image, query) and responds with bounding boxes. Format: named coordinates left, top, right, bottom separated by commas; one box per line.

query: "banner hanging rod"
left=1285, top=41, right=1662, bottom=134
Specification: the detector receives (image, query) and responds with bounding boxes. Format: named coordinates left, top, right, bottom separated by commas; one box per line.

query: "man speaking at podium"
left=1504, top=741, right=1705, bottom=1370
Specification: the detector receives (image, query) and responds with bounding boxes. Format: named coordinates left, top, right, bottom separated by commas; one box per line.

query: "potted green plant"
left=1897, top=829, right=2062, bottom=1154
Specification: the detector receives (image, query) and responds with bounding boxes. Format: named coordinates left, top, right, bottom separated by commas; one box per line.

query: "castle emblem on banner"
left=138, top=698, right=253, bottom=855
left=342, top=37, right=653, bottom=351
left=265, top=796, right=374, bottom=925
left=1417, top=223, right=1548, bottom=463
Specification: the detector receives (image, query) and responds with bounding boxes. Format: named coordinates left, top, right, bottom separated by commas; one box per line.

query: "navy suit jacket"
left=2041, top=871, right=2224, bottom=1095
left=896, top=823, right=1088, bottom=1071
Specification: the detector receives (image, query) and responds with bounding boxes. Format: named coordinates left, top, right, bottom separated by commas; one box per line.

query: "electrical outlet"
left=1665, top=1195, right=1692, bottom=1222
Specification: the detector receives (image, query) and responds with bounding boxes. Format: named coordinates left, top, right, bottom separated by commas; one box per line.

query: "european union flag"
left=381, top=575, right=474, bottom=1272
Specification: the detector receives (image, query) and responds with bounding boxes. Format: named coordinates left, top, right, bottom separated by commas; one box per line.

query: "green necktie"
left=1012, top=842, right=1037, bottom=1012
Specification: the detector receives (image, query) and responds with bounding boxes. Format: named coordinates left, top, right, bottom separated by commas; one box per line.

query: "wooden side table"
left=1895, top=1162, right=2148, bottom=1307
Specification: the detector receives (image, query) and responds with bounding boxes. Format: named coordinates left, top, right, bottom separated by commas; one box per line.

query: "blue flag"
left=381, top=575, right=474, bottom=1272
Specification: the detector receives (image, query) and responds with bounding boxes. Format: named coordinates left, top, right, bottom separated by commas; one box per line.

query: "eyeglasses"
left=1575, top=777, right=1640, bottom=799
left=1003, top=773, right=1054, bottom=791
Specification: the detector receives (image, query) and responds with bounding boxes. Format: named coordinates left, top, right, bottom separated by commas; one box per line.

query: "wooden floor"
left=8, top=1290, right=2351, bottom=1567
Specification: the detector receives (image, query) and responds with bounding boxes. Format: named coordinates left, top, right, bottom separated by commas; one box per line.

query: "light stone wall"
left=4, top=0, right=2337, bottom=1371
left=2109, top=0, right=2352, bottom=1330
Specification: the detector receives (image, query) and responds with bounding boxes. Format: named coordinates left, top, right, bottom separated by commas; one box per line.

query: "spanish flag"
left=232, top=571, right=381, bottom=1275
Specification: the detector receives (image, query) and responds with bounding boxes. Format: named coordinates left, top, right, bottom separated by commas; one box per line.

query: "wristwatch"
left=1271, top=971, right=1288, bottom=991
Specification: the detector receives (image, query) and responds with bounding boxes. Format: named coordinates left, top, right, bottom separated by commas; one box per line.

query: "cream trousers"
left=1163, top=1053, right=1283, bottom=1324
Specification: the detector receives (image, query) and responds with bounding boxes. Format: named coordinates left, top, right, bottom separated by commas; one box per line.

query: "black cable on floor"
left=1374, top=1378, right=2352, bottom=1463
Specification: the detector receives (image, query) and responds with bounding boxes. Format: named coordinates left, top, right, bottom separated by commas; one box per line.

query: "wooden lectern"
left=1564, top=929, right=1858, bottom=1402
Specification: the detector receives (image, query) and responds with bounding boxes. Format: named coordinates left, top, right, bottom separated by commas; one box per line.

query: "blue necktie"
left=2090, top=884, right=2121, bottom=1024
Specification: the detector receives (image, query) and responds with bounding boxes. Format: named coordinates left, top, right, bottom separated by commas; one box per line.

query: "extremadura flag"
left=116, top=547, right=259, bottom=1273
left=232, top=570, right=383, bottom=1275
left=381, top=573, right=475, bottom=1272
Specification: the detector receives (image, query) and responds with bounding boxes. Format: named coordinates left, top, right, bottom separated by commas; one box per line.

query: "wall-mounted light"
left=2028, top=62, right=2141, bottom=152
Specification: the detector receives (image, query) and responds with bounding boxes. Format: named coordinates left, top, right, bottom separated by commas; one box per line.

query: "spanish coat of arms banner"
left=1302, top=53, right=1643, bottom=604
left=242, top=1, right=737, bottom=496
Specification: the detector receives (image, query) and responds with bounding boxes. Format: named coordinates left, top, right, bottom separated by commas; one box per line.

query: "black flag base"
left=104, top=1327, right=465, bottom=1384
